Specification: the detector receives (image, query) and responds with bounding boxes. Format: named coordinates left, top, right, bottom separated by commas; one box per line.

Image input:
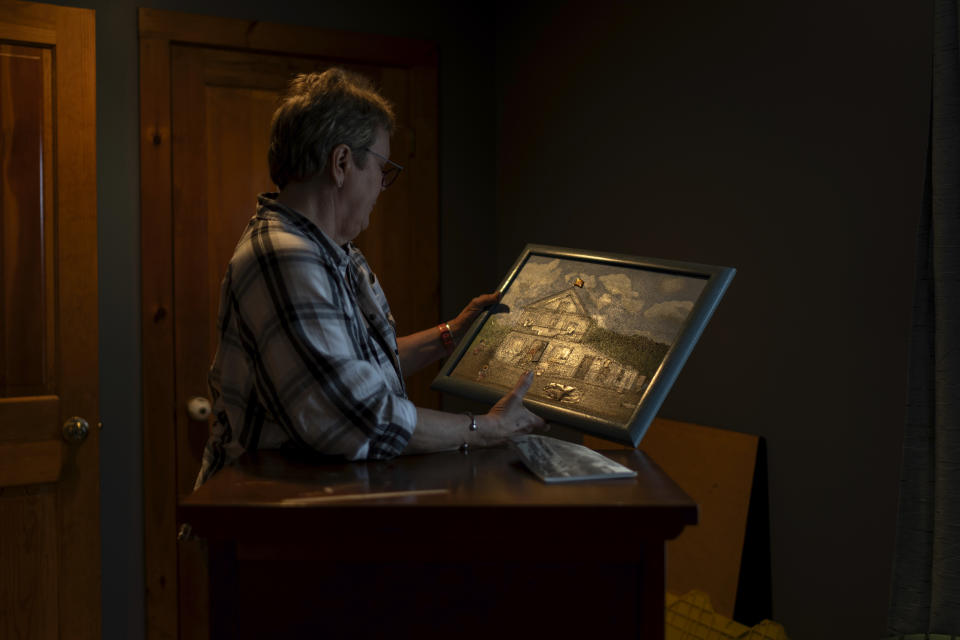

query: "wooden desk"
left=179, top=447, right=697, bottom=639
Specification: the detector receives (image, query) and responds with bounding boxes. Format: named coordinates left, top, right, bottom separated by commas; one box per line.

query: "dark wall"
left=494, top=1, right=930, bottom=638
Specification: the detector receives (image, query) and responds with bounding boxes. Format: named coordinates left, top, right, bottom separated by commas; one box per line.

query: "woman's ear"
left=330, top=143, right=351, bottom=188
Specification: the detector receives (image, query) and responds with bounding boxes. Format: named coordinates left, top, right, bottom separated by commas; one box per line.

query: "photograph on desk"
left=432, top=245, right=735, bottom=446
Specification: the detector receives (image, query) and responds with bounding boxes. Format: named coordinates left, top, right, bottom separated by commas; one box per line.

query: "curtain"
left=888, top=0, right=960, bottom=633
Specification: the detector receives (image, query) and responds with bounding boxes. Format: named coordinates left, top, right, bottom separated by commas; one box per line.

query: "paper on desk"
left=509, top=434, right=637, bottom=483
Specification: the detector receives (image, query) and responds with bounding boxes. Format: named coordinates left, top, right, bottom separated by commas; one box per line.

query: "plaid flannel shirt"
left=195, top=194, right=416, bottom=488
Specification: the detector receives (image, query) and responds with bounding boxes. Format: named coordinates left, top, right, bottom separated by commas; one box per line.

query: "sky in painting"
left=495, top=255, right=708, bottom=345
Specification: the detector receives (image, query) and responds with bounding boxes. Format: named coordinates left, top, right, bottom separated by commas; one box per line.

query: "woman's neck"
left=276, top=178, right=345, bottom=244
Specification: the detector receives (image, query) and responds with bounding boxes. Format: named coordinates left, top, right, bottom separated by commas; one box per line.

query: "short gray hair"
left=268, top=68, right=395, bottom=189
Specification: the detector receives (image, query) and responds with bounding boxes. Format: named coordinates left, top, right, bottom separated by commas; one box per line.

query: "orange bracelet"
left=438, top=322, right=455, bottom=352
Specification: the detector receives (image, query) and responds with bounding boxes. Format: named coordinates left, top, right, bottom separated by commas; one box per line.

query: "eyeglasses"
left=364, top=148, right=404, bottom=189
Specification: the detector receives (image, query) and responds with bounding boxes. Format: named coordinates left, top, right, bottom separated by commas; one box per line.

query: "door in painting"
left=573, top=355, right=595, bottom=380
left=528, top=340, right=549, bottom=363
left=170, top=45, right=440, bottom=498
left=0, top=2, right=99, bottom=639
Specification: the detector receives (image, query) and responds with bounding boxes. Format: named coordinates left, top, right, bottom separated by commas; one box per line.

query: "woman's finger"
left=506, top=370, right=535, bottom=401
left=468, top=291, right=500, bottom=313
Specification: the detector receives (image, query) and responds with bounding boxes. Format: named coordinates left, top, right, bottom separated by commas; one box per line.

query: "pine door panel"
left=0, top=490, right=59, bottom=639
left=0, top=43, right=54, bottom=399
left=0, top=2, right=99, bottom=639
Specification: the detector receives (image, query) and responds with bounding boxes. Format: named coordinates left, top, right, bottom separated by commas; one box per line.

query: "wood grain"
left=0, top=490, right=58, bottom=640
left=0, top=44, right=48, bottom=397
left=0, top=395, right=59, bottom=441
left=139, top=33, right=179, bottom=640
left=0, top=2, right=99, bottom=639
left=180, top=448, right=695, bottom=639
left=0, top=440, right=63, bottom=487
left=177, top=538, right=210, bottom=640
left=182, top=447, right=697, bottom=548
left=138, top=8, right=436, bottom=65
left=53, top=5, right=100, bottom=637
left=397, top=63, right=440, bottom=409
left=170, top=43, right=210, bottom=500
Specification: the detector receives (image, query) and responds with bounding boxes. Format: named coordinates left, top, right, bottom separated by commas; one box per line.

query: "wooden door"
left=0, top=2, right=98, bottom=639
left=140, top=9, right=439, bottom=639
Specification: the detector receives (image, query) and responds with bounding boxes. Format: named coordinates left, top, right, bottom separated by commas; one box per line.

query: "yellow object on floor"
left=666, top=591, right=790, bottom=640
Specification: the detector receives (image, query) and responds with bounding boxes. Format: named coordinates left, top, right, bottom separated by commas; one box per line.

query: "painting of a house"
left=496, top=288, right=642, bottom=397
left=450, top=254, right=710, bottom=424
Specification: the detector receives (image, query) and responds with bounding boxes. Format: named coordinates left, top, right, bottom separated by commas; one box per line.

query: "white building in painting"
left=494, top=288, right=643, bottom=400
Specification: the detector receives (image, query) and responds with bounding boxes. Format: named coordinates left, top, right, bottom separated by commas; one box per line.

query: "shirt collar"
left=256, top=192, right=352, bottom=269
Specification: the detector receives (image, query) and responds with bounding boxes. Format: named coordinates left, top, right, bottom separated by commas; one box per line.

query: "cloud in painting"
left=660, top=277, right=686, bottom=294
left=522, top=258, right=561, bottom=283
left=596, top=274, right=644, bottom=314
left=602, top=295, right=645, bottom=313
left=505, top=258, right=563, bottom=307
left=500, top=254, right=707, bottom=344
left=599, top=273, right=636, bottom=298
left=645, top=300, right=693, bottom=323
left=637, top=300, right=695, bottom=344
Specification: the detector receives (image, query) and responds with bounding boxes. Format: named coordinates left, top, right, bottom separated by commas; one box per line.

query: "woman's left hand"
left=449, top=291, right=501, bottom=341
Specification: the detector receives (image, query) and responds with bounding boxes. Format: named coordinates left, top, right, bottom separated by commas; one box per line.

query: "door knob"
left=62, top=416, right=89, bottom=443
left=187, top=397, right=212, bottom=421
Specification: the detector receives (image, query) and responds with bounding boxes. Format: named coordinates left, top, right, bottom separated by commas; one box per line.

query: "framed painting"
left=432, top=245, right=735, bottom=446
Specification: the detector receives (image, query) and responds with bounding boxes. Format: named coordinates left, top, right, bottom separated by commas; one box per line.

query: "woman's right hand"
left=481, top=371, right=546, bottom=445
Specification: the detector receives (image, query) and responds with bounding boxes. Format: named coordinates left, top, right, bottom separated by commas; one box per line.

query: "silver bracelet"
left=460, top=412, right=478, bottom=452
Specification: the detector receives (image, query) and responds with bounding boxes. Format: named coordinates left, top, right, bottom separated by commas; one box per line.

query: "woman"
left=195, top=68, right=543, bottom=488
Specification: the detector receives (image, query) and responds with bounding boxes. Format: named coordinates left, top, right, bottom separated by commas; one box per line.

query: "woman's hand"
left=449, top=291, right=501, bottom=342
left=405, top=371, right=545, bottom=455
left=480, top=371, right=546, bottom=445
left=398, top=290, right=503, bottom=375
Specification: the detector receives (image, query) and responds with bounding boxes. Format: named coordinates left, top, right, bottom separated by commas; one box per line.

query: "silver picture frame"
left=432, top=244, right=735, bottom=446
